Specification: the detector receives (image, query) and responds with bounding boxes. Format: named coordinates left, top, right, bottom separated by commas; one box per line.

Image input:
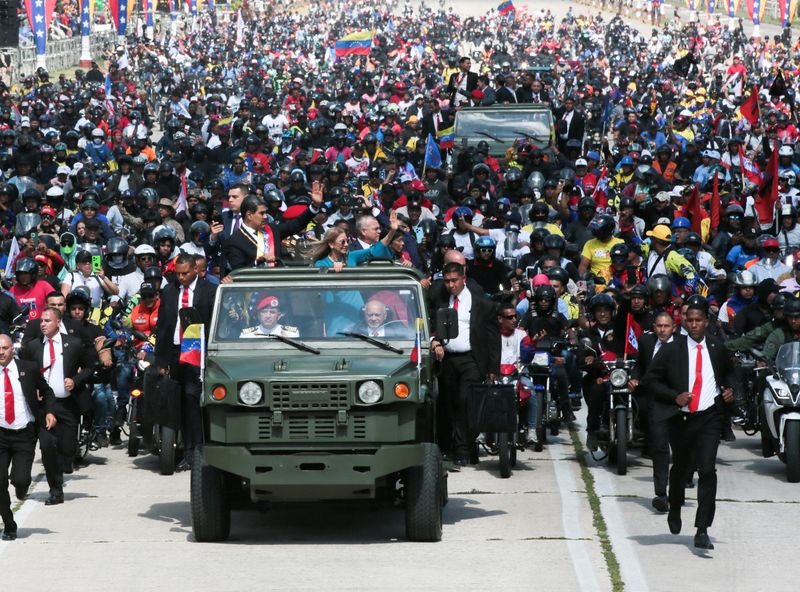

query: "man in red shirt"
left=9, top=258, right=53, bottom=320
left=726, top=55, right=747, bottom=97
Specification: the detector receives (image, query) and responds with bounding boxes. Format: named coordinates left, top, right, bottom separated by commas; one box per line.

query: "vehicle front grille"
left=270, top=382, right=350, bottom=410
left=256, top=413, right=369, bottom=441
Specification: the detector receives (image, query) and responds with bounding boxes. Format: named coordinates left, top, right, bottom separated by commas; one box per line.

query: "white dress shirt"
left=0, top=361, right=34, bottom=429
left=683, top=336, right=718, bottom=413
left=43, top=333, right=67, bottom=398
left=652, top=335, right=673, bottom=359
left=445, top=287, right=472, bottom=353
left=173, top=278, right=198, bottom=345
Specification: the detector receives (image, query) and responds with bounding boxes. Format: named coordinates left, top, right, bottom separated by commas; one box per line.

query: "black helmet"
left=15, top=257, right=37, bottom=275
left=629, top=284, right=649, bottom=298
left=590, top=214, right=615, bottom=239
left=529, top=200, right=550, bottom=221
left=647, top=274, right=672, bottom=294
left=143, top=266, right=163, bottom=283
left=610, top=243, right=630, bottom=262
left=547, top=266, right=570, bottom=285
left=66, top=287, right=91, bottom=310
left=543, top=234, right=566, bottom=251
left=589, top=292, right=615, bottom=311
left=784, top=296, right=800, bottom=317
left=105, top=237, right=129, bottom=270
left=289, top=171, right=305, bottom=184
left=772, top=292, right=788, bottom=311
left=684, top=232, right=702, bottom=246
left=437, top=234, right=456, bottom=248
left=534, top=284, right=556, bottom=301
left=152, top=225, right=177, bottom=243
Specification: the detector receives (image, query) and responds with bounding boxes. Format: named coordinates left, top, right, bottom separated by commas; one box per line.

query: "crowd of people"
left=2, top=0, right=800, bottom=548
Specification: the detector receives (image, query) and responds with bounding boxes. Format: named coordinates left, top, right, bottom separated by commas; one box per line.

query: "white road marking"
left=549, top=439, right=603, bottom=592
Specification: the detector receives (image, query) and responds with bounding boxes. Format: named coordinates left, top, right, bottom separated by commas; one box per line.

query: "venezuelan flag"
left=498, top=0, right=515, bottom=15
left=334, top=31, right=374, bottom=58
left=437, top=126, right=455, bottom=149
left=180, top=323, right=203, bottom=367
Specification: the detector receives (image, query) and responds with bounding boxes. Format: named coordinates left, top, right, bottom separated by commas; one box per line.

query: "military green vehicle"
left=190, top=264, right=447, bottom=542
left=453, top=104, right=554, bottom=159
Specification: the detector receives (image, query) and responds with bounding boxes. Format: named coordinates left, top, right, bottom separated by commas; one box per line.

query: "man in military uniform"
left=239, top=295, right=299, bottom=338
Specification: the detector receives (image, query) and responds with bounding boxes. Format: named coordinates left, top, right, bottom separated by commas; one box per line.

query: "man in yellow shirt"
left=578, top=214, right=623, bottom=284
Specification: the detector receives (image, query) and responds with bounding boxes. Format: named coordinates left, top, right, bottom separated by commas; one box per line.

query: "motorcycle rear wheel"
left=615, top=408, right=628, bottom=476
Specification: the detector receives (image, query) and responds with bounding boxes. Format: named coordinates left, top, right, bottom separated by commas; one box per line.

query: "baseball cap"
left=646, top=224, right=672, bottom=242
left=653, top=191, right=672, bottom=203
left=57, top=165, right=71, bottom=176
left=762, top=237, right=780, bottom=249
left=575, top=158, right=588, bottom=167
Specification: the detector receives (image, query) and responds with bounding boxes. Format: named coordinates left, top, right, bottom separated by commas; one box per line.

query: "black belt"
left=678, top=406, right=718, bottom=420
left=0, top=423, right=33, bottom=433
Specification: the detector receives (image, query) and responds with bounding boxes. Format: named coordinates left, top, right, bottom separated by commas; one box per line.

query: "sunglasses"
left=477, top=248, right=495, bottom=253
left=501, top=314, right=518, bottom=320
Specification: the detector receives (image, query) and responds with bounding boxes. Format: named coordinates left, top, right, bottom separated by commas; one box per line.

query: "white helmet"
left=91, top=128, right=105, bottom=138
left=134, top=244, right=156, bottom=256
left=778, top=144, right=794, bottom=157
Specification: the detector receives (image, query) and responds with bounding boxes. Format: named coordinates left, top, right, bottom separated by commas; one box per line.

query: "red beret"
left=256, top=296, right=280, bottom=310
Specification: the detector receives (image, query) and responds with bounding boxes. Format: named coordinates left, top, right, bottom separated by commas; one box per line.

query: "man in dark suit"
left=630, top=311, right=678, bottom=513
left=22, top=291, right=87, bottom=347
left=420, top=100, right=449, bottom=140
left=446, top=57, right=478, bottom=107
left=642, top=298, right=738, bottom=550
left=20, top=307, right=93, bottom=506
left=0, top=334, right=57, bottom=540
left=224, top=193, right=320, bottom=273
left=154, top=253, right=218, bottom=471
left=430, top=261, right=500, bottom=465
left=355, top=299, right=410, bottom=338
left=495, top=75, right=519, bottom=104
left=556, top=97, right=585, bottom=153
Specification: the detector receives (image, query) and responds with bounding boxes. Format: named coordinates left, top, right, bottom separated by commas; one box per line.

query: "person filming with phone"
left=60, top=250, right=119, bottom=308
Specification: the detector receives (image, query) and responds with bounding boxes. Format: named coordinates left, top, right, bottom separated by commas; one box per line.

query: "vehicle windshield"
left=455, top=110, right=552, bottom=142
left=775, top=342, right=800, bottom=385
left=213, top=285, right=425, bottom=342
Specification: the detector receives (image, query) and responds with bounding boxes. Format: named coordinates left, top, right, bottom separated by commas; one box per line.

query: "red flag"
left=685, top=184, right=704, bottom=235
left=711, top=171, right=721, bottom=230
left=624, top=313, right=642, bottom=356
left=740, top=85, right=760, bottom=126
left=754, top=146, right=780, bottom=225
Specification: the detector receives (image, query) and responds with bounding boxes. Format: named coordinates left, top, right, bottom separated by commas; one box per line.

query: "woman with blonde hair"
left=313, top=211, right=400, bottom=271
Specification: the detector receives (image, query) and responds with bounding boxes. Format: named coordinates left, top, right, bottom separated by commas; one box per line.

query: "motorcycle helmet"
left=474, top=236, right=497, bottom=251
left=610, top=242, right=630, bottom=263
left=105, top=237, right=129, bottom=270
left=543, top=234, right=566, bottom=251
left=783, top=296, right=800, bottom=317
left=66, top=287, right=92, bottom=311
left=646, top=273, right=672, bottom=294
left=589, top=292, right=615, bottom=312
left=143, top=266, right=163, bottom=283
left=629, top=284, right=649, bottom=298
left=547, top=266, right=570, bottom=286
left=589, top=214, right=615, bottom=240
left=734, top=270, right=757, bottom=287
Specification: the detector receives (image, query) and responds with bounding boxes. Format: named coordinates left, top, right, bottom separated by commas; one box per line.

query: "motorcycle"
left=762, top=342, right=800, bottom=482
left=600, top=354, right=636, bottom=476
left=733, top=349, right=770, bottom=434
left=523, top=338, right=570, bottom=452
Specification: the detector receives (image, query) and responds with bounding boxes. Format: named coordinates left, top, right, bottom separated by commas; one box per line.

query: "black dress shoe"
left=2, top=529, right=17, bottom=541
left=722, top=426, right=736, bottom=442
left=454, top=456, right=469, bottom=467
left=651, top=496, right=670, bottom=513
left=668, top=509, right=682, bottom=534
left=175, top=458, right=191, bottom=472
left=694, top=530, right=714, bottom=550
left=14, top=485, right=27, bottom=501
left=44, top=494, right=64, bottom=506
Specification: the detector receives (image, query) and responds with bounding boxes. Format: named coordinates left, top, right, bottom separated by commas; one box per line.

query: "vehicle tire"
left=536, top=393, right=547, bottom=447
left=159, top=426, right=177, bottom=476
left=615, top=408, right=628, bottom=476
left=405, top=442, right=443, bottom=542
left=75, top=415, right=90, bottom=461
left=510, top=432, right=518, bottom=467
left=190, top=448, right=230, bottom=542
left=760, top=413, right=775, bottom=458
left=498, top=433, right=511, bottom=478
left=127, top=421, right=140, bottom=457
left=785, top=421, right=800, bottom=483
left=144, top=420, right=157, bottom=456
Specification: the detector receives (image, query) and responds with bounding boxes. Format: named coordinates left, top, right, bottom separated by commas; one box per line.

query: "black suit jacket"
left=6, top=359, right=55, bottom=428
left=556, top=109, right=585, bottom=148
left=495, top=86, right=518, bottom=104
left=224, top=210, right=315, bottom=272
left=20, top=333, right=94, bottom=413
left=447, top=71, right=478, bottom=101
left=153, top=278, right=217, bottom=368
left=429, top=282, right=500, bottom=378
left=632, top=332, right=659, bottom=380
left=421, top=111, right=450, bottom=140
left=22, top=317, right=88, bottom=348
left=642, top=333, right=739, bottom=421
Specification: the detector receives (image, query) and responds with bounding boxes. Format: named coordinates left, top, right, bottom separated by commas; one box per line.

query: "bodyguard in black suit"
left=0, top=334, right=57, bottom=540
left=430, top=262, right=500, bottom=465
left=446, top=57, right=478, bottom=106
left=642, top=298, right=739, bottom=550
left=631, top=312, right=678, bottom=512
left=555, top=97, right=585, bottom=153
left=224, top=194, right=319, bottom=273
left=154, top=253, right=218, bottom=471
left=21, top=307, right=94, bottom=505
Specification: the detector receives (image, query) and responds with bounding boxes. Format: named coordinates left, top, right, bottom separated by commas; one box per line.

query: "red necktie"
left=453, top=295, right=459, bottom=310
left=4, top=368, right=14, bottom=424
left=689, top=344, right=703, bottom=413
left=180, top=287, right=189, bottom=338
left=49, top=338, right=56, bottom=368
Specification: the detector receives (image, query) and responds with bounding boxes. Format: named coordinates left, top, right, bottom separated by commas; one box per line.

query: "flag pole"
left=624, top=313, right=630, bottom=362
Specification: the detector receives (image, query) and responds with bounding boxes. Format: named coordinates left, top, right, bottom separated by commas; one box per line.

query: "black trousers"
left=583, top=379, right=606, bottom=432
left=438, top=352, right=481, bottom=458
left=167, top=348, right=203, bottom=451
left=648, top=410, right=671, bottom=498
left=668, top=407, right=723, bottom=530
left=39, top=397, right=79, bottom=496
left=0, top=424, right=36, bottom=528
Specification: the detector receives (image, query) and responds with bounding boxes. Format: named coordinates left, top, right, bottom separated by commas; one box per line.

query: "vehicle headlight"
left=609, top=368, right=629, bottom=388
left=238, top=381, right=263, bottom=406
left=358, top=380, right=382, bottom=404
left=532, top=352, right=550, bottom=366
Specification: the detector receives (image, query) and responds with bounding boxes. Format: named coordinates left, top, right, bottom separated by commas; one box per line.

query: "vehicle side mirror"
left=436, top=308, right=459, bottom=341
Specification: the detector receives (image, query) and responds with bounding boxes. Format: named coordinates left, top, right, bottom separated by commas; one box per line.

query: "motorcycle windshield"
left=775, top=342, right=800, bottom=386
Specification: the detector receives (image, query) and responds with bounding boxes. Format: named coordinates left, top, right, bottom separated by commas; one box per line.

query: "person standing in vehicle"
left=20, top=307, right=93, bottom=506
left=0, top=334, right=57, bottom=541
left=430, top=262, right=500, bottom=466
left=642, top=297, right=738, bottom=550
left=153, top=253, right=217, bottom=472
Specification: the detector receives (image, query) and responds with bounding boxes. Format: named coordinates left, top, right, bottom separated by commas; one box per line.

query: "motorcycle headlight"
left=238, top=381, right=263, bottom=406
left=532, top=352, right=550, bottom=366
left=358, top=380, right=382, bottom=404
left=771, top=384, right=793, bottom=404
left=610, top=368, right=629, bottom=388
